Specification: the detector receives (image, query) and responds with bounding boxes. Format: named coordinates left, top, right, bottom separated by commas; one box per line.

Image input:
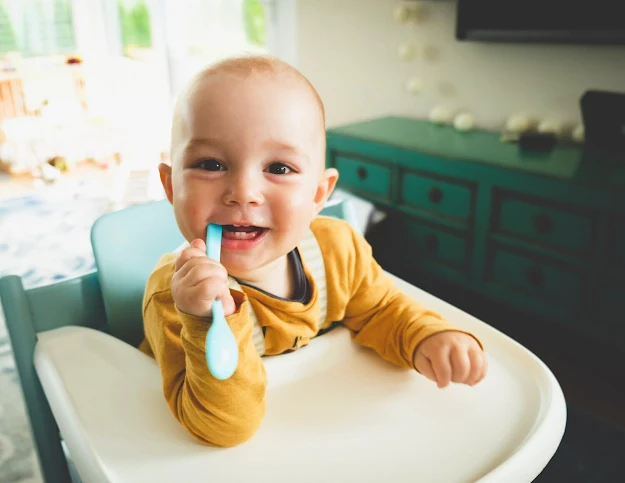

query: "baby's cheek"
left=271, top=182, right=318, bottom=232
left=283, top=197, right=315, bottom=225
left=181, top=202, right=209, bottom=240
left=285, top=183, right=317, bottom=209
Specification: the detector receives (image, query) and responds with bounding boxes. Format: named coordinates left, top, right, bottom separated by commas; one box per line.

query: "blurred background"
left=0, top=0, right=277, bottom=192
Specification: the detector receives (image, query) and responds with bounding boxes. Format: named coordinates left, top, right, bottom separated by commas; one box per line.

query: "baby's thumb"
left=219, top=289, right=236, bottom=318
left=190, top=238, right=206, bottom=252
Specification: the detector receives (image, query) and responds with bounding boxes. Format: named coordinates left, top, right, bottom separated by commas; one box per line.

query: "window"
left=161, top=0, right=269, bottom=57
left=159, top=0, right=276, bottom=96
left=0, top=2, right=17, bottom=54
left=114, top=0, right=268, bottom=59
left=118, top=0, right=152, bottom=54
left=0, top=0, right=76, bottom=57
left=243, top=0, right=267, bottom=47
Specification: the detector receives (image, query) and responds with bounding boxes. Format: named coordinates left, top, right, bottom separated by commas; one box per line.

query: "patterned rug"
left=0, top=193, right=115, bottom=483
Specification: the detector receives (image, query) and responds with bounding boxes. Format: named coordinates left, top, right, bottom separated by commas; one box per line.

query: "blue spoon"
left=205, top=223, right=239, bottom=380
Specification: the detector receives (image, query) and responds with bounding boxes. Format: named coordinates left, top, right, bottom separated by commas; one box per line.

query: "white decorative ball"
left=429, top=106, right=455, bottom=125
left=393, top=4, right=411, bottom=24
left=398, top=42, right=417, bottom=61
left=572, top=124, right=585, bottom=143
left=393, top=2, right=425, bottom=24
left=506, top=114, right=533, bottom=133
left=454, top=112, right=476, bottom=132
left=538, top=119, right=563, bottom=137
left=406, top=77, right=424, bottom=95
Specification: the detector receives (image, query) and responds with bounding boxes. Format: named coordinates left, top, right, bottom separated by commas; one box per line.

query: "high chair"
left=0, top=197, right=566, bottom=483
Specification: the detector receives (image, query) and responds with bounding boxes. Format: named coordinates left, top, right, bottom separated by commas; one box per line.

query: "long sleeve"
left=339, top=225, right=474, bottom=370
left=141, top=267, right=267, bottom=447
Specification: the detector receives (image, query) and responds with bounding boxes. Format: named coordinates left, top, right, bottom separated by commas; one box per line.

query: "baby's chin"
left=221, top=251, right=289, bottom=283
left=222, top=262, right=256, bottom=281
left=220, top=255, right=271, bottom=280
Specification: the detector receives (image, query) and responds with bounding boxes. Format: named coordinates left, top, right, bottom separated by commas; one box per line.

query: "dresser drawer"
left=404, top=220, right=469, bottom=271
left=493, top=192, right=594, bottom=254
left=486, top=247, right=587, bottom=315
left=611, top=217, right=625, bottom=266
left=400, top=171, right=473, bottom=221
left=335, top=155, right=391, bottom=201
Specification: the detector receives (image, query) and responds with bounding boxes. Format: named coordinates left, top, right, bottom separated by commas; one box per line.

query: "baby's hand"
left=413, top=331, right=487, bottom=388
left=171, top=239, right=236, bottom=318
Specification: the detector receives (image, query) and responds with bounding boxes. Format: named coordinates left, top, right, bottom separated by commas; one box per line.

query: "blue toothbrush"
left=205, top=224, right=239, bottom=380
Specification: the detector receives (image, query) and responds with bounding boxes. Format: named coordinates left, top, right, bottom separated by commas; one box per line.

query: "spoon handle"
left=205, top=224, right=238, bottom=380
left=206, top=223, right=222, bottom=261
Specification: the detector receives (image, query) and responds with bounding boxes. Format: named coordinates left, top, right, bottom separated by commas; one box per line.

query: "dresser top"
left=327, top=116, right=624, bottom=191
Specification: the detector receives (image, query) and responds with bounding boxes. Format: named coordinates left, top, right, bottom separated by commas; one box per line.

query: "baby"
left=139, top=55, right=487, bottom=447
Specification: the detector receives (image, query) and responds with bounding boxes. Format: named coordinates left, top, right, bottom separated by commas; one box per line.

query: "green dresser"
left=326, top=116, right=625, bottom=351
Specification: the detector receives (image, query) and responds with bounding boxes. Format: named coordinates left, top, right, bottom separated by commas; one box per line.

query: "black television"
left=456, top=0, right=625, bottom=45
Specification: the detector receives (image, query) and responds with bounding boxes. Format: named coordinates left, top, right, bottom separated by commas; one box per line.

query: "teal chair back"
left=320, top=196, right=357, bottom=228
left=91, top=199, right=184, bottom=346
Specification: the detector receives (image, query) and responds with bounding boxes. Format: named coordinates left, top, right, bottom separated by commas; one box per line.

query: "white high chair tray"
left=34, top=274, right=566, bottom=483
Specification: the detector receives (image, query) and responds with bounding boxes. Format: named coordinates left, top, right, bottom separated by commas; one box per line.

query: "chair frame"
left=1, top=272, right=106, bottom=482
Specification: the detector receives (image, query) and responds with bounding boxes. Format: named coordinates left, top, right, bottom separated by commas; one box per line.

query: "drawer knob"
left=533, top=214, right=554, bottom=235
left=525, top=266, right=545, bottom=287
left=428, top=186, right=443, bottom=204
left=357, top=167, right=368, bottom=180
left=425, top=233, right=439, bottom=253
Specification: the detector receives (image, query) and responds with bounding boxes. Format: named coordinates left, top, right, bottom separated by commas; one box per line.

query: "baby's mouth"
left=222, top=225, right=267, bottom=240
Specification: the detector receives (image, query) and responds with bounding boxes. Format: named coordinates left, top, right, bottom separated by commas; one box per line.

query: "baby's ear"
left=313, top=168, right=339, bottom=215
left=158, top=162, right=174, bottom=204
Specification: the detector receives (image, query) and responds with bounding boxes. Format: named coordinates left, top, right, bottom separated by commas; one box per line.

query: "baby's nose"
left=223, top=174, right=264, bottom=205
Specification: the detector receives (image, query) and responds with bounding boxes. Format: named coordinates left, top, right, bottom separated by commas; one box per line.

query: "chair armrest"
left=34, top=326, right=189, bottom=483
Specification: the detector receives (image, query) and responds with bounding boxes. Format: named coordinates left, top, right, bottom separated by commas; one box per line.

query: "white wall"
left=296, top=0, right=625, bottom=131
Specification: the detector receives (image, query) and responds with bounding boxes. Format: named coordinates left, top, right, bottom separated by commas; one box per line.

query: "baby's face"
left=163, top=71, right=334, bottom=280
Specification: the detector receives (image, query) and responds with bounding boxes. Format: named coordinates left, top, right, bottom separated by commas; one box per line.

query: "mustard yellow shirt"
left=139, top=217, right=475, bottom=447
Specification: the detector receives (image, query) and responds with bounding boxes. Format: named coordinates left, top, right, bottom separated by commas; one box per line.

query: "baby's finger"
left=175, top=244, right=207, bottom=271
left=187, top=278, right=233, bottom=315
left=450, top=346, right=471, bottom=384
left=414, top=351, right=437, bottom=383
left=174, top=256, right=210, bottom=280
left=190, top=238, right=206, bottom=251
left=480, top=353, right=489, bottom=382
left=430, top=348, right=452, bottom=388
left=471, top=350, right=489, bottom=386
left=181, top=261, right=228, bottom=288
left=217, top=288, right=236, bottom=317
left=465, top=349, right=486, bottom=386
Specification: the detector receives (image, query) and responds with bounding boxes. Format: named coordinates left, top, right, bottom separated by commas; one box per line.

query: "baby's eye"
left=266, top=163, right=291, bottom=175
left=197, top=159, right=225, bottom=171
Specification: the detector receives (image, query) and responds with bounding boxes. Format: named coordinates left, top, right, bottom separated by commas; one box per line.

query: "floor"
left=0, top=162, right=164, bottom=205
left=0, top=164, right=120, bottom=201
